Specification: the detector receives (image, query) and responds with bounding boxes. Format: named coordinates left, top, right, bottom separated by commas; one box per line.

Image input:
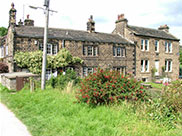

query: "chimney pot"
left=158, top=24, right=169, bottom=32
left=27, top=14, right=29, bottom=19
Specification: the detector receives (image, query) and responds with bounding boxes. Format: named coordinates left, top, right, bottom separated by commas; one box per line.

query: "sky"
left=0, top=0, right=181, bottom=44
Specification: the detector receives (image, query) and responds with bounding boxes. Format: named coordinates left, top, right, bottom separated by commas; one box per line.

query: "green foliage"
left=14, top=51, right=42, bottom=74
left=147, top=80, right=182, bottom=129
left=151, top=68, right=157, bottom=82
left=0, top=27, right=8, bottom=37
left=180, top=65, right=182, bottom=77
left=76, top=68, right=148, bottom=106
left=14, top=49, right=83, bottom=74
left=162, top=80, right=182, bottom=114
left=48, top=69, right=80, bottom=89
left=180, top=49, right=182, bottom=65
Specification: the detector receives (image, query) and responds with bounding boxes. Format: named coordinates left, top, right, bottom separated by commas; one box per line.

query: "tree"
left=0, top=27, right=8, bottom=37
left=180, top=48, right=182, bottom=65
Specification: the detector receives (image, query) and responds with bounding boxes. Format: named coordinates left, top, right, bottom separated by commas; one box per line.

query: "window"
left=83, top=45, right=98, bottom=56
left=165, top=41, right=172, bottom=53
left=6, top=45, right=8, bottom=56
left=0, top=46, right=4, bottom=58
left=88, top=46, right=92, bottom=56
left=168, top=43, right=172, bottom=53
left=52, top=44, right=58, bottom=55
left=113, top=46, right=125, bottom=57
left=165, top=60, right=172, bottom=72
left=141, top=40, right=144, bottom=50
left=141, top=39, right=149, bottom=51
left=141, top=60, right=149, bottom=72
left=155, top=40, right=159, bottom=52
left=39, top=43, right=58, bottom=55
left=83, top=67, right=95, bottom=76
left=113, top=67, right=126, bottom=76
left=46, top=68, right=57, bottom=80
left=47, top=43, right=52, bottom=54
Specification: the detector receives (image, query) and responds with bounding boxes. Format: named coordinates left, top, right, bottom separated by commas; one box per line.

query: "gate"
left=16, top=77, right=24, bottom=91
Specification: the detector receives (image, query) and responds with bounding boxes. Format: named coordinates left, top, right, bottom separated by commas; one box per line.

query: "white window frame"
left=155, top=40, right=159, bottom=52
left=145, top=60, right=149, bottom=72
left=141, top=40, right=144, bottom=51
left=168, top=42, right=172, bottom=53
left=39, top=43, right=58, bottom=55
left=145, top=40, right=149, bottom=51
left=141, top=39, right=149, bottom=51
left=6, top=45, right=8, bottom=56
left=165, top=41, right=172, bottom=53
left=83, top=67, right=94, bottom=77
left=113, top=67, right=126, bottom=76
left=113, top=46, right=125, bottom=57
left=87, top=46, right=93, bottom=56
left=52, top=44, right=58, bottom=55
left=165, top=60, right=172, bottom=72
left=83, top=45, right=98, bottom=56
left=141, top=59, right=149, bottom=72
left=0, top=46, right=4, bottom=58
left=46, top=68, right=58, bottom=80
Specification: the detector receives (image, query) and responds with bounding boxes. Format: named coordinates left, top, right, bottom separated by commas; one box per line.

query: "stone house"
left=113, top=14, right=180, bottom=81
left=0, top=3, right=135, bottom=79
left=0, top=3, right=180, bottom=81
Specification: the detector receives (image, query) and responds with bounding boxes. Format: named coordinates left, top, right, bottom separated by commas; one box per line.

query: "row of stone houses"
left=0, top=3, right=180, bottom=81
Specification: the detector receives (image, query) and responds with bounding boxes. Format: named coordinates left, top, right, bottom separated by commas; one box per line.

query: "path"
left=0, top=103, right=31, bottom=136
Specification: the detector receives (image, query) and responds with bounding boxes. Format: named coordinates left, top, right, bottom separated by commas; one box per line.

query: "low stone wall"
left=0, top=72, right=39, bottom=90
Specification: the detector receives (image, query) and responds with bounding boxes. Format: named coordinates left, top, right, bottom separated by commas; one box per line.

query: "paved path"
left=0, top=103, right=31, bottom=136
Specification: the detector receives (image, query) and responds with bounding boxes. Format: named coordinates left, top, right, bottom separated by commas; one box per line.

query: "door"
left=155, top=61, right=159, bottom=76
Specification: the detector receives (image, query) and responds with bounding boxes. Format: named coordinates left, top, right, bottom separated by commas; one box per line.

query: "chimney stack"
left=158, top=24, right=169, bottom=32
left=24, top=15, right=34, bottom=26
left=9, top=3, right=17, bottom=27
left=115, top=14, right=128, bottom=37
left=87, top=15, right=95, bottom=33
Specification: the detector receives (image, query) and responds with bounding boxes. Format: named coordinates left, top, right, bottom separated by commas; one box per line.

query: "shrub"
left=14, top=49, right=83, bottom=74
left=162, top=79, right=182, bottom=114
left=49, top=69, right=80, bottom=89
left=147, top=79, right=182, bottom=129
left=76, top=68, right=148, bottom=106
left=0, top=62, right=9, bottom=73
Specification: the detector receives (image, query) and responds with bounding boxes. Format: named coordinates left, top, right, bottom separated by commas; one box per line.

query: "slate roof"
left=128, top=25, right=179, bottom=41
left=15, top=26, right=132, bottom=45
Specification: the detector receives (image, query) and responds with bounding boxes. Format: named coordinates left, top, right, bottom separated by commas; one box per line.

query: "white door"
left=155, top=61, right=159, bottom=76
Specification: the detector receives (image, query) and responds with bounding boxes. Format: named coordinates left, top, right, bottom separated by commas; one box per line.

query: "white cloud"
left=0, top=0, right=181, bottom=43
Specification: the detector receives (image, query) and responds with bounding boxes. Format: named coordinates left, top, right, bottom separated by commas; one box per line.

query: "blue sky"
left=0, top=0, right=181, bottom=44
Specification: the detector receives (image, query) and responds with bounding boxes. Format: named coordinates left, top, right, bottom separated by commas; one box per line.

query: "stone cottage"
left=113, top=14, right=180, bottom=81
left=0, top=3, right=180, bottom=81
left=0, top=3, right=135, bottom=79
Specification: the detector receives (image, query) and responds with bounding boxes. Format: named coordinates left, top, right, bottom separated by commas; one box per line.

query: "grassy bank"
left=0, top=84, right=182, bottom=136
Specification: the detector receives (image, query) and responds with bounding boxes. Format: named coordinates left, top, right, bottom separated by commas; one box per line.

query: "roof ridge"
left=128, top=25, right=160, bottom=31
left=16, top=25, right=121, bottom=37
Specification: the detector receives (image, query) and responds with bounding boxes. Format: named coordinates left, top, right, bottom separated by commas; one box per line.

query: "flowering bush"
left=76, top=68, right=147, bottom=106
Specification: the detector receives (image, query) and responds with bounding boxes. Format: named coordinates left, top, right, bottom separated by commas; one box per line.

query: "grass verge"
left=0, top=84, right=182, bottom=136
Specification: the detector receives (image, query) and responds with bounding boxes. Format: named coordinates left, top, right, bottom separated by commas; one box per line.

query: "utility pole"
left=29, top=0, right=57, bottom=90
left=41, top=0, right=50, bottom=90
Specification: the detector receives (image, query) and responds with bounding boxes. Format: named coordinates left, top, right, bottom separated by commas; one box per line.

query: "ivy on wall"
left=14, top=49, right=83, bottom=74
